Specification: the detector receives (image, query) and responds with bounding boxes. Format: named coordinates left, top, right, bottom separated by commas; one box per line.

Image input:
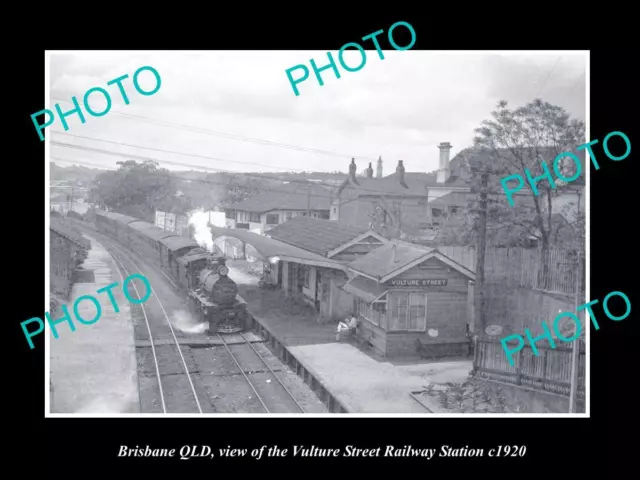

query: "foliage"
left=177, top=172, right=284, bottom=210
left=87, top=160, right=192, bottom=222
left=442, top=99, right=585, bottom=245
left=420, top=378, right=525, bottom=413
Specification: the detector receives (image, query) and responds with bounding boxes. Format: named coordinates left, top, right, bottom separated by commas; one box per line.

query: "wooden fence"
left=473, top=337, right=585, bottom=398
left=438, top=245, right=583, bottom=296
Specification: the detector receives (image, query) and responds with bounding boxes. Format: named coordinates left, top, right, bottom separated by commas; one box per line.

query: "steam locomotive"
left=90, top=209, right=251, bottom=334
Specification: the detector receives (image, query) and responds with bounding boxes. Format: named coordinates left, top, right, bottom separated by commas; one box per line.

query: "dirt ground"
left=235, top=281, right=338, bottom=347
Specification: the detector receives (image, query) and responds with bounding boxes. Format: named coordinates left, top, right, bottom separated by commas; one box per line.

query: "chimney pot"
left=349, top=158, right=357, bottom=182
left=366, top=162, right=374, bottom=178
left=376, top=156, right=383, bottom=178
left=437, top=143, right=452, bottom=184
left=396, top=160, right=407, bottom=188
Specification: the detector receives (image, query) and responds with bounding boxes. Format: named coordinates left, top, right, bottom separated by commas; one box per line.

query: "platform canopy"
left=209, top=226, right=348, bottom=272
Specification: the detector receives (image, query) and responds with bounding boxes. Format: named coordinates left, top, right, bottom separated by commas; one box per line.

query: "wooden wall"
left=355, top=256, right=472, bottom=359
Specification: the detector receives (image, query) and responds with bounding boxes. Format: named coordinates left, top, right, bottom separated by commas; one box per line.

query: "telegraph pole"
left=306, top=183, right=311, bottom=216
left=474, top=172, right=489, bottom=334
left=568, top=248, right=584, bottom=413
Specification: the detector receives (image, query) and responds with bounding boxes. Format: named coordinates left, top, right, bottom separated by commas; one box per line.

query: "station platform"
left=49, top=235, right=140, bottom=414
left=289, top=343, right=472, bottom=413
left=229, top=263, right=473, bottom=413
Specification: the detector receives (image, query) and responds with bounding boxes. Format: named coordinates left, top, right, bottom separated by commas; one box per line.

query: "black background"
left=10, top=10, right=634, bottom=472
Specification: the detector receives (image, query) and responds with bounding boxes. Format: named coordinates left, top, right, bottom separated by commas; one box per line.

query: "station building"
left=209, top=218, right=388, bottom=322
left=343, top=240, right=475, bottom=358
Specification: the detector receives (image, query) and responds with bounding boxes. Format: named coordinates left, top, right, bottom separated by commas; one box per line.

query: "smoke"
left=170, top=309, right=208, bottom=334
left=188, top=209, right=214, bottom=251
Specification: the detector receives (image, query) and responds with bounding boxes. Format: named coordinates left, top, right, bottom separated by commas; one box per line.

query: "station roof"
left=341, top=276, right=388, bottom=303
left=347, top=240, right=475, bottom=283
left=209, top=226, right=348, bottom=272
left=266, top=216, right=370, bottom=256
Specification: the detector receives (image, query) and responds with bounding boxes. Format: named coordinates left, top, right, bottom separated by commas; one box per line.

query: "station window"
left=388, top=293, right=427, bottom=332
left=357, top=294, right=387, bottom=328
left=266, top=214, right=279, bottom=225
left=249, top=212, right=261, bottom=223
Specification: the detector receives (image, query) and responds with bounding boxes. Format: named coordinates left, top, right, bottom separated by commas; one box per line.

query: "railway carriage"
left=127, top=221, right=176, bottom=263
left=92, top=209, right=251, bottom=334
left=95, top=210, right=138, bottom=241
left=158, top=236, right=199, bottom=278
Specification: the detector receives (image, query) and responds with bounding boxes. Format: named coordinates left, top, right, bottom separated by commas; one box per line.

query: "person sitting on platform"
left=336, top=313, right=358, bottom=341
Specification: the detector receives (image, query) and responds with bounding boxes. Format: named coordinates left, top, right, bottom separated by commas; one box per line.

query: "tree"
left=87, top=160, right=191, bottom=222
left=448, top=100, right=585, bottom=288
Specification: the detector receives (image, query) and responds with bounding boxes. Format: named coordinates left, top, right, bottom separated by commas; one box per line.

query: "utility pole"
left=306, top=183, right=311, bottom=216
left=568, top=248, right=584, bottom=413
left=474, top=172, right=489, bottom=335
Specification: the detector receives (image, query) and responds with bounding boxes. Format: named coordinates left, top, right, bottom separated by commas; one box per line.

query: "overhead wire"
left=50, top=95, right=379, bottom=162
left=50, top=134, right=413, bottom=197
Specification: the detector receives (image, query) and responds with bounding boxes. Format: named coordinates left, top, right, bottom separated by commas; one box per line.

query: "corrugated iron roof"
left=266, top=216, right=369, bottom=256
left=347, top=240, right=435, bottom=279
left=209, top=226, right=347, bottom=271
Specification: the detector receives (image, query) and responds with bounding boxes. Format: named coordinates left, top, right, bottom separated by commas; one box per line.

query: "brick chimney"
left=376, top=156, right=383, bottom=178
left=366, top=162, right=374, bottom=178
left=396, top=160, right=408, bottom=188
left=437, top=142, right=452, bottom=184
left=349, top=158, right=357, bottom=182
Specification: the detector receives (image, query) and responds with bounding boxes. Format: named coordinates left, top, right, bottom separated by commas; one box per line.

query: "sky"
left=48, top=51, right=587, bottom=176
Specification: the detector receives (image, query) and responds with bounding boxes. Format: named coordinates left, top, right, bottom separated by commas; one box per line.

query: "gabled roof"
left=337, top=175, right=432, bottom=197
left=209, top=225, right=347, bottom=272
left=266, top=216, right=371, bottom=256
left=227, top=182, right=333, bottom=213
left=50, top=218, right=91, bottom=249
left=347, top=240, right=475, bottom=283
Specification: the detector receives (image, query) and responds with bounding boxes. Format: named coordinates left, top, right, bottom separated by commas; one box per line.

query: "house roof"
left=338, top=175, right=433, bottom=197
left=347, top=239, right=475, bottom=282
left=50, top=218, right=91, bottom=249
left=266, top=216, right=369, bottom=256
left=383, top=171, right=468, bottom=188
left=209, top=225, right=347, bottom=272
left=227, top=182, right=333, bottom=213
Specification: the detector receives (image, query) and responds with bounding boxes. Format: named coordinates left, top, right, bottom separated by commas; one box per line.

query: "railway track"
left=151, top=245, right=306, bottom=413
left=71, top=220, right=307, bottom=414
left=91, top=232, right=203, bottom=414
